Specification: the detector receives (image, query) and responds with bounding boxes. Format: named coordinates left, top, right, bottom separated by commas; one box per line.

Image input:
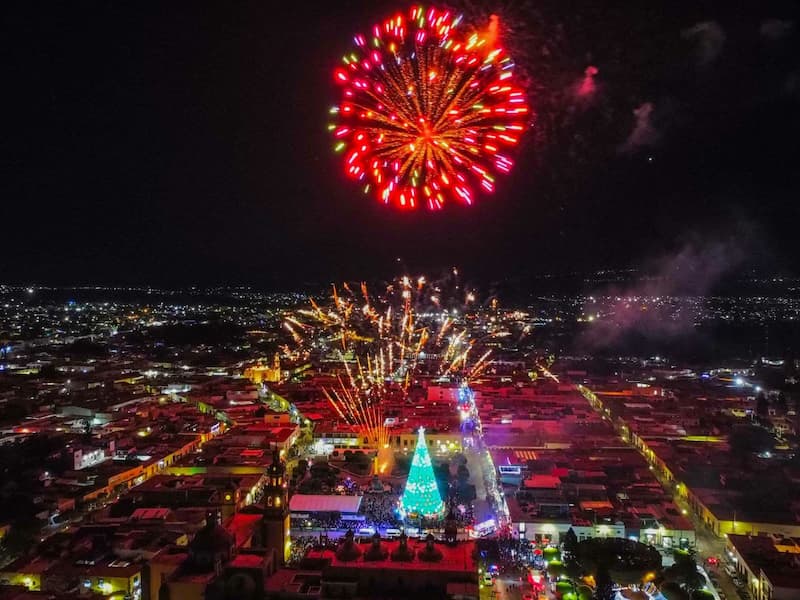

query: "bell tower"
left=262, top=445, right=290, bottom=565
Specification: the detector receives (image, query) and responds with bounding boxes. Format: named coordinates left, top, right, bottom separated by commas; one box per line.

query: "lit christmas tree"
left=400, top=427, right=444, bottom=519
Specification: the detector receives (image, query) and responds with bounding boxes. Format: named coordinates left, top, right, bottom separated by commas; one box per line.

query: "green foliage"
left=565, top=557, right=583, bottom=582
left=660, top=582, right=690, bottom=600
left=393, top=454, right=411, bottom=475
left=352, top=452, right=371, bottom=465
left=756, top=393, right=769, bottom=417
left=563, top=527, right=579, bottom=556
left=663, top=548, right=703, bottom=595
left=729, top=424, right=774, bottom=457
left=556, top=581, right=573, bottom=594
left=543, top=546, right=561, bottom=561
left=0, top=518, right=41, bottom=559
left=574, top=537, right=661, bottom=584
left=293, top=459, right=308, bottom=480
left=547, top=560, right=566, bottom=578
left=456, top=480, right=476, bottom=502
left=593, top=563, right=614, bottom=600
left=434, top=460, right=451, bottom=482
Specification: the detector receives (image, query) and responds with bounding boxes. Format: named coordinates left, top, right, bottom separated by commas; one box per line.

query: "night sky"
left=3, top=1, right=799, bottom=287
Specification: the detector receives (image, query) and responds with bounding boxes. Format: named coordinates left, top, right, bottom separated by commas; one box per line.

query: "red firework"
left=330, top=5, right=530, bottom=210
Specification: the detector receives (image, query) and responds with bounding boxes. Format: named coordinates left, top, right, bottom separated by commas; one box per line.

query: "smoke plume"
left=578, top=228, right=755, bottom=350
left=620, top=102, right=659, bottom=152
left=760, top=19, right=794, bottom=41
left=682, top=21, right=726, bottom=65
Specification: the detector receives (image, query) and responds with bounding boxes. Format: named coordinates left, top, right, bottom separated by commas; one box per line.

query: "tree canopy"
left=575, top=537, right=662, bottom=584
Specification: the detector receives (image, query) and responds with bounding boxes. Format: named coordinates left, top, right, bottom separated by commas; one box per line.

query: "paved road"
left=481, top=574, right=529, bottom=600
left=495, top=575, right=525, bottom=600
left=574, top=380, right=744, bottom=600
left=465, top=442, right=489, bottom=502
left=670, top=495, right=742, bottom=600
left=704, top=563, right=743, bottom=600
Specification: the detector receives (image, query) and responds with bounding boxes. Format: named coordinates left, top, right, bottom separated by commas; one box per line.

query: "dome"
left=364, top=532, right=388, bottom=561
left=335, top=529, right=362, bottom=562
left=390, top=532, right=414, bottom=562
left=417, top=533, right=443, bottom=563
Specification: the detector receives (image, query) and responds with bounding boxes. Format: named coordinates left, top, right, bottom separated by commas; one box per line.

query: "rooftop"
left=289, top=494, right=363, bottom=514
left=306, top=539, right=477, bottom=572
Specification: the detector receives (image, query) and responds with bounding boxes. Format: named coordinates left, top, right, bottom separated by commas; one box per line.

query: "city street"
left=575, top=380, right=743, bottom=600
left=481, top=574, right=528, bottom=600
left=668, top=485, right=743, bottom=600
left=464, top=442, right=489, bottom=504
left=702, top=558, right=741, bottom=600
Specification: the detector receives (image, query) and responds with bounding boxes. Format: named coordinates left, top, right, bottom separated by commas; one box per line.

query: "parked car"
left=724, top=565, right=736, bottom=577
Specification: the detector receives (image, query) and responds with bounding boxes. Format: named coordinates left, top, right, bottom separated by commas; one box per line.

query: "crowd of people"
left=359, top=491, right=403, bottom=529
left=496, top=536, right=543, bottom=572
left=289, top=490, right=404, bottom=531
left=444, top=498, right=475, bottom=526
left=290, top=498, right=479, bottom=536
left=289, top=467, right=484, bottom=545
left=290, top=513, right=350, bottom=530
left=287, top=534, right=339, bottom=566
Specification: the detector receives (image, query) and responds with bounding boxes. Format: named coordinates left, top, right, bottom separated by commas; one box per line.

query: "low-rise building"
left=727, top=534, right=800, bottom=600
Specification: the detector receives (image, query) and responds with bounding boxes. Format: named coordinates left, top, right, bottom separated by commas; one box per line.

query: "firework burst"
left=284, top=274, right=505, bottom=472
left=330, top=5, right=529, bottom=210
left=285, top=274, right=490, bottom=385
left=286, top=274, right=496, bottom=467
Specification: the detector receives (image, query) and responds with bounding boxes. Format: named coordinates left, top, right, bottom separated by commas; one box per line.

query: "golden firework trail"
left=323, top=375, right=389, bottom=449
left=284, top=274, right=495, bottom=388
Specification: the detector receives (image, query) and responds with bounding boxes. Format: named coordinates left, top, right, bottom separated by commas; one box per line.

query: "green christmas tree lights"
left=400, top=427, right=444, bottom=519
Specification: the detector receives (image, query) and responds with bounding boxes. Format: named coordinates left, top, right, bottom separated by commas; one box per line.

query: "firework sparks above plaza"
left=284, top=274, right=495, bottom=383
left=284, top=273, right=498, bottom=471
left=330, top=5, right=530, bottom=210
left=323, top=377, right=389, bottom=456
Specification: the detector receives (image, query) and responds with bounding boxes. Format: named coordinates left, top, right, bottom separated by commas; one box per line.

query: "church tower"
left=262, top=446, right=290, bottom=565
